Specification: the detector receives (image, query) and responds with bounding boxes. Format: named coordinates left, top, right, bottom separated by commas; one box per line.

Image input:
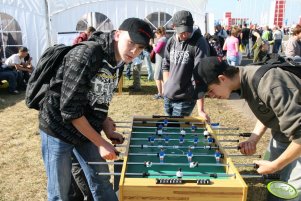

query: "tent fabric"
left=0, top=0, right=50, bottom=65
left=0, top=0, right=207, bottom=64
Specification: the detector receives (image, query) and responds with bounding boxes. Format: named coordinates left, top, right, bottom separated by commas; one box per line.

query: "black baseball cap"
left=193, top=57, right=230, bottom=93
left=119, top=18, right=153, bottom=46
left=172, top=10, right=194, bottom=34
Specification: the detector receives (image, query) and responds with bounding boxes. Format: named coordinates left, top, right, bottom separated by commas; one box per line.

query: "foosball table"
left=115, top=116, right=248, bottom=201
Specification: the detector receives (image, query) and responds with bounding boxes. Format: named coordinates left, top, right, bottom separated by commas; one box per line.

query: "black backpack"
left=252, top=55, right=301, bottom=98
left=25, top=41, right=99, bottom=110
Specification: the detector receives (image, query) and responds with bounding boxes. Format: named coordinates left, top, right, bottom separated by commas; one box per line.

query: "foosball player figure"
left=163, top=119, right=168, bottom=127
left=193, top=135, right=199, bottom=145
left=159, top=148, right=165, bottom=163
left=164, top=134, right=170, bottom=144
left=215, top=150, right=222, bottom=162
left=180, top=128, right=186, bottom=136
left=191, top=124, right=197, bottom=132
left=157, top=128, right=163, bottom=135
left=176, top=168, right=183, bottom=179
left=158, top=124, right=164, bottom=130
left=148, top=134, right=155, bottom=145
left=203, top=129, right=210, bottom=138
left=207, top=136, right=215, bottom=145
left=179, top=135, right=185, bottom=145
left=186, top=148, right=193, bottom=162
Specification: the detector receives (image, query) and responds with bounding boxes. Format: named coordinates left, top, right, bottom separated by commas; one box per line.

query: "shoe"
left=153, top=93, right=163, bottom=99
left=9, top=90, right=20, bottom=95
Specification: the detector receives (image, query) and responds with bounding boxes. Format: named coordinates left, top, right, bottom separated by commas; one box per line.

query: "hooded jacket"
left=39, top=31, right=124, bottom=145
left=162, top=27, right=209, bottom=100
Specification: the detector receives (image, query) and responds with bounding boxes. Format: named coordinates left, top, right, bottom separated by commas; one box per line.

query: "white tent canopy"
left=0, top=0, right=207, bottom=65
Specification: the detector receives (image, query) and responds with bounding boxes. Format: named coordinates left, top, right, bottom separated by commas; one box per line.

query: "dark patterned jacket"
left=39, top=31, right=124, bottom=145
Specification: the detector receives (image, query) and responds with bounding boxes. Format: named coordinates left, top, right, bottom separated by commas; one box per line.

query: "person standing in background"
left=285, top=25, right=301, bottom=57
left=73, top=26, right=96, bottom=45
left=152, top=26, right=167, bottom=99
left=162, top=10, right=210, bottom=119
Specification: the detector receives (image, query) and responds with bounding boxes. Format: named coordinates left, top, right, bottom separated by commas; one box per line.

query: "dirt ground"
left=0, top=77, right=271, bottom=201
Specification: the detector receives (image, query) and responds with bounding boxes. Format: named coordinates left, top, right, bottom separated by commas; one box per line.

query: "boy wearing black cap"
left=162, top=10, right=210, bottom=119
left=38, top=18, right=153, bottom=201
left=196, top=56, right=301, bottom=200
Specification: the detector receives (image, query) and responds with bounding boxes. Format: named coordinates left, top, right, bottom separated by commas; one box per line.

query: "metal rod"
left=127, top=137, right=238, bottom=143
left=87, top=161, right=229, bottom=167
left=131, top=126, right=205, bottom=129
left=126, top=153, right=219, bottom=157
left=229, top=154, right=261, bottom=158
left=115, top=144, right=226, bottom=149
left=131, top=120, right=205, bottom=125
left=97, top=172, right=235, bottom=178
left=131, top=131, right=204, bottom=135
left=212, top=127, right=240, bottom=130
left=116, top=125, right=131, bottom=128
left=216, top=133, right=251, bottom=137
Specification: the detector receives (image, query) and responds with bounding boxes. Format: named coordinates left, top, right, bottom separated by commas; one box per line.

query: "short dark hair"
left=209, top=66, right=239, bottom=85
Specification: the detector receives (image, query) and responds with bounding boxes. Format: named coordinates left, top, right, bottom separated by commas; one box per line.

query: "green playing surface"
left=126, top=126, right=227, bottom=179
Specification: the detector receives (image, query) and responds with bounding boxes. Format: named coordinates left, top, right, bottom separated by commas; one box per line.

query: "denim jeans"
left=226, top=55, right=239, bottom=66
left=164, top=97, right=196, bottom=116
left=144, top=54, right=153, bottom=81
left=0, top=68, right=18, bottom=92
left=267, top=138, right=301, bottom=201
left=40, top=130, right=118, bottom=201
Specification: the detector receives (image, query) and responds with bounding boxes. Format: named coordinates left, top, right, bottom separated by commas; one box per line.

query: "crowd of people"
left=0, top=9, right=300, bottom=201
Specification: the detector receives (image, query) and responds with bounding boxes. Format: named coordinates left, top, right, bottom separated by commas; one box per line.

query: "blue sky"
left=206, top=0, right=301, bottom=26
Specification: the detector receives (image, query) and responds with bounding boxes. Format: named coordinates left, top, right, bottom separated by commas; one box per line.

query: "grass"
left=0, top=75, right=270, bottom=201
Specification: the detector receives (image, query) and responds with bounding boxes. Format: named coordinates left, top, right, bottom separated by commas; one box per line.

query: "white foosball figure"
left=157, top=129, right=163, bottom=135
left=203, top=129, right=210, bottom=138
left=176, top=168, right=183, bottom=178
left=180, top=129, right=186, bottom=136
left=189, top=162, right=198, bottom=168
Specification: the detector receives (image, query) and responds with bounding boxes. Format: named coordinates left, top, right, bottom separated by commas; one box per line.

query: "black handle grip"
left=262, top=174, right=280, bottom=180
left=239, top=133, right=252, bottom=137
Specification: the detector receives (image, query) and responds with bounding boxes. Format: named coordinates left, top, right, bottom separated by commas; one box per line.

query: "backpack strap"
left=253, top=61, right=301, bottom=94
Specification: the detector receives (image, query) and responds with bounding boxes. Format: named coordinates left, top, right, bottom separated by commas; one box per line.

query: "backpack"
left=252, top=55, right=301, bottom=99
left=268, top=30, right=273, bottom=41
left=25, top=41, right=100, bottom=110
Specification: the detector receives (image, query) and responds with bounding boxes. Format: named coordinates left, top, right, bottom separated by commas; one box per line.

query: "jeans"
left=242, top=39, right=250, bottom=57
left=144, top=54, right=153, bottom=81
left=267, top=138, right=301, bottom=201
left=40, top=130, right=118, bottom=201
left=0, top=68, right=18, bottom=92
left=272, top=39, right=282, bottom=53
left=226, top=55, right=239, bottom=66
left=164, top=97, right=196, bottom=116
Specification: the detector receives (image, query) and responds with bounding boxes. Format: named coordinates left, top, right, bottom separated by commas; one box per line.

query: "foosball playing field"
left=117, top=116, right=248, bottom=201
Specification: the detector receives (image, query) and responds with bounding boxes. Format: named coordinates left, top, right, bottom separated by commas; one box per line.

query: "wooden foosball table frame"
left=118, top=116, right=248, bottom=201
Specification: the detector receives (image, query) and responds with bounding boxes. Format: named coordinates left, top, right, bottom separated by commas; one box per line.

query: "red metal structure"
left=274, top=0, right=286, bottom=27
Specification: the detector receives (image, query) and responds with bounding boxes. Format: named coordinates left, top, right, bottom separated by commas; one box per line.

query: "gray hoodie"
left=162, top=27, right=209, bottom=100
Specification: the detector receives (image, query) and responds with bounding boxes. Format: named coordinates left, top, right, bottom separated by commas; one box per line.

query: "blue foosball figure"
left=164, top=135, right=170, bottom=144
left=191, top=125, right=197, bottom=132
left=215, top=150, right=222, bottom=162
left=186, top=149, right=193, bottom=162
left=179, top=135, right=185, bottom=144
left=193, top=135, right=199, bottom=145
left=148, top=135, right=155, bottom=144
left=207, top=137, right=215, bottom=145
left=163, top=119, right=168, bottom=127
left=159, top=148, right=165, bottom=163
